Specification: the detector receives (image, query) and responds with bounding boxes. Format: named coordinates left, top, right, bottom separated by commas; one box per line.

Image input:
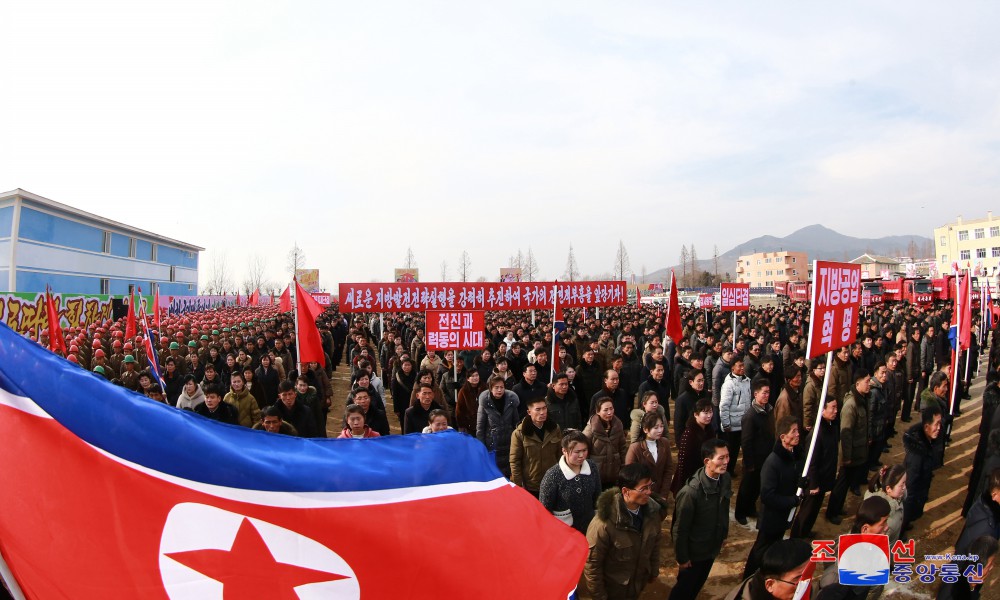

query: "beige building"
left=735, top=250, right=808, bottom=287
left=849, top=254, right=904, bottom=280
left=935, top=212, right=1000, bottom=277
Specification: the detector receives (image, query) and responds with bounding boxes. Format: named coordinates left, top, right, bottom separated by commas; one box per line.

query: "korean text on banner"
left=698, top=294, right=713, bottom=308
left=338, top=281, right=627, bottom=312
left=806, top=261, right=861, bottom=359
left=720, top=283, right=750, bottom=312
left=425, top=310, right=486, bottom=351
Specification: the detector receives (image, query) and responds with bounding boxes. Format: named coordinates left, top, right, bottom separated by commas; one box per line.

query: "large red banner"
left=806, top=261, right=861, bottom=359
left=426, top=310, right=486, bottom=351
left=338, top=281, right=627, bottom=313
left=720, top=283, right=750, bottom=312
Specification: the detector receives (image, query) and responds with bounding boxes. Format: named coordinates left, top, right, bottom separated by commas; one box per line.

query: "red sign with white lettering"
left=720, top=283, right=750, bottom=312
left=337, top=281, right=627, bottom=313
left=806, top=261, right=862, bottom=359
left=425, top=310, right=486, bottom=351
left=698, top=294, right=714, bottom=308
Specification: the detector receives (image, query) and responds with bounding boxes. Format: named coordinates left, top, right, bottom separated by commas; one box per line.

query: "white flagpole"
left=790, top=351, right=834, bottom=526
left=293, top=279, right=302, bottom=375
left=551, top=283, right=558, bottom=381
left=950, top=272, right=963, bottom=415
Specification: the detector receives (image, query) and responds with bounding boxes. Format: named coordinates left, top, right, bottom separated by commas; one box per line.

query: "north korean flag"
left=0, top=322, right=585, bottom=599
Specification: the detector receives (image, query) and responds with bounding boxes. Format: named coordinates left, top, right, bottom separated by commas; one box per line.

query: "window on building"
left=757, top=260, right=761, bottom=265
left=977, top=248, right=987, bottom=258
left=170, top=266, right=176, bottom=282
left=791, top=257, right=796, bottom=263
left=941, top=255, right=947, bottom=263
left=959, top=230, right=970, bottom=241
left=993, top=247, right=1000, bottom=258
left=791, top=270, right=797, bottom=275
left=102, top=232, right=111, bottom=253
left=961, top=250, right=971, bottom=260
left=975, top=228, right=985, bottom=239
left=129, top=238, right=136, bottom=258
left=150, top=243, right=157, bottom=261
left=940, top=236, right=947, bottom=246
left=992, top=226, right=1000, bottom=237
left=100, top=278, right=109, bottom=294
left=765, top=258, right=771, bottom=263
left=777, top=269, right=784, bottom=275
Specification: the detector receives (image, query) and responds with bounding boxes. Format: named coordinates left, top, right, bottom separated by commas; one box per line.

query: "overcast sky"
left=4, top=2, right=999, bottom=290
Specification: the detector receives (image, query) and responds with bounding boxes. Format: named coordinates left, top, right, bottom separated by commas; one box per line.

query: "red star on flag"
left=166, top=518, right=348, bottom=599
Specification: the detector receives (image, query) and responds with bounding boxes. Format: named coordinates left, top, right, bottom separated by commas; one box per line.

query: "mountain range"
left=646, top=224, right=933, bottom=282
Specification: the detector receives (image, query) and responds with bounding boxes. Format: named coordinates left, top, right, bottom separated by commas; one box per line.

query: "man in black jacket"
left=512, top=364, right=547, bottom=420
left=743, top=415, right=801, bottom=580
left=902, top=405, right=943, bottom=533
left=637, top=363, right=671, bottom=424
left=735, top=379, right=775, bottom=525
left=798, top=395, right=839, bottom=533
left=273, top=380, right=317, bottom=438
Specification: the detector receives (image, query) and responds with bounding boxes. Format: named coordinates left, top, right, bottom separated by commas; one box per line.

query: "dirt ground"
left=324, top=354, right=998, bottom=599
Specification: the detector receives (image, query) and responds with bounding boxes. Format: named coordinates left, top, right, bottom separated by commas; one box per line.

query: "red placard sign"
left=806, top=261, right=862, bottom=359
left=310, top=293, right=331, bottom=306
left=338, top=281, right=627, bottom=313
left=426, top=310, right=486, bottom=351
left=698, top=294, right=713, bottom=308
left=720, top=283, right=750, bottom=311
left=861, top=289, right=871, bottom=307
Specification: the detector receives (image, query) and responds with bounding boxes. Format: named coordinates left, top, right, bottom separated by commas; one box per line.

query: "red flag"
left=124, top=291, right=137, bottom=341
left=792, top=559, right=815, bottom=599
left=249, top=288, right=260, bottom=307
left=666, top=270, right=683, bottom=344
left=636, top=287, right=641, bottom=306
left=153, top=288, right=161, bottom=330
left=236, top=292, right=242, bottom=307
left=295, top=280, right=325, bottom=365
left=278, top=286, right=292, bottom=312
left=45, top=289, right=67, bottom=355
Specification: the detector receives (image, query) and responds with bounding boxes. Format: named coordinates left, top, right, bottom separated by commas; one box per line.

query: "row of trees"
left=202, top=241, right=732, bottom=294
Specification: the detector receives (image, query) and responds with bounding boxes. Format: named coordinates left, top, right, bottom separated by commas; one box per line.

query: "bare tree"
left=242, top=254, right=269, bottom=295
left=204, top=251, right=233, bottom=295
left=458, top=250, right=472, bottom=282
left=679, top=245, right=689, bottom=288
left=440, top=260, right=449, bottom=281
left=640, top=265, right=647, bottom=283
left=922, top=239, right=934, bottom=259
left=403, top=247, right=417, bottom=268
left=475, top=275, right=488, bottom=282
left=713, top=245, right=720, bottom=280
left=613, top=240, right=631, bottom=280
left=906, top=240, right=918, bottom=260
left=508, top=249, right=524, bottom=270
left=564, top=245, right=580, bottom=281
left=690, top=245, right=699, bottom=285
left=524, top=247, right=540, bottom=282
left=287, top=243, right=306, bottom=280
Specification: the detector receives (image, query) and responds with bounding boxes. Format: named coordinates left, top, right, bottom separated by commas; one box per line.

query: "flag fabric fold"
left=278, top=286, right=292, bottom=312
left=124, top=290, right=137, bottom=341
left=153, top=288, right=162, bottom=330
left=44, top=288, right=66, bottom=355
left=666, top=270, right=683, bottom=344
left=294, top=280, right=325, bottom=366
left=0, top=321, right=586, bottom=598
left=249, top=288, right=260, bottom=307
left=551, top=285, right=565, bottom=376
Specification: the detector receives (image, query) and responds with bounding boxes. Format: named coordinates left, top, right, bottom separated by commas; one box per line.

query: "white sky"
left=3, top=1, right=999, bottom=290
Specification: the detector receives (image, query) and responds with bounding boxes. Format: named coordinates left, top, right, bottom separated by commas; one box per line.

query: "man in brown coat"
left=585, top=463, right=662, bottom=600
left=509, top=397, right=562, bottom=496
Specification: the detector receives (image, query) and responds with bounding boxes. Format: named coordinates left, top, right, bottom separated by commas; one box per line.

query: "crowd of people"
left=31, top=292, right=1000, bottom=599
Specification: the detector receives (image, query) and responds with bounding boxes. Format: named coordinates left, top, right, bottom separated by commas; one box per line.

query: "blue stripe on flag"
left=0, top=322, right=503, bottom=493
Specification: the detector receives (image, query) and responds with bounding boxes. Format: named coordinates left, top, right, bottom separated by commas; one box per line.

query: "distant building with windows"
left=934, top=212, right=1000, bottom=277
left=849, top=254, right=904, bottom=280
left=0, top=188, right=202, bottom=294
left=735, top=250, right=808, bottom=287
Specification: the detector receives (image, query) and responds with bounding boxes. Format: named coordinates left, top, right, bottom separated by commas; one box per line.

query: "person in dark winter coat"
left=454, top=370, right=486, bottom=434
left=254, top=354, right=281, bottom=407
left=674, top=368, right=708, bottom=446
left=591, top=370, right=631, bottom=422
left=625, top=411, right=674, bottom=500
left=735, top=379, right=776, bottom=524
left=194, top=384, right=239, bottom=425
left=636, top=363, right=671, bottom=424
left=391, top=358, right=417, bottom=421
left=935, top=535, right=999, bottom=600
left=510, top=397, right=563, bottom=495
left=273, top=380, right=317, bottom=438
left=512, top=363, right=547, bottom=420
left=867, top=362, right=889, bottom=470
left=965, top=371, right=1000, bottom=515
left=403, top=383, right=438, bottom=434
left=826, top=371, right=872, bottom=521
left=671, top=399, right=716, bottom=496
left=902, top=405, right=943, bottom=532
left=539, top=431, right=603, bottom=535
left=546, top=372, right=582, bottom=431
left=798, top=395, right=839, bottom=534
left=743, top=415, right=802, bottom=580
left=670, top=438, right=732, bottom=600
left=956, top=469, right=1000, bottom=555
left=348, top=387, right=390, bottom=437
left=585, top=463, right=662, bottom=600
left=575, top=349, right=605, bottom=412
left=476, top=376, right=521, bottom=477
